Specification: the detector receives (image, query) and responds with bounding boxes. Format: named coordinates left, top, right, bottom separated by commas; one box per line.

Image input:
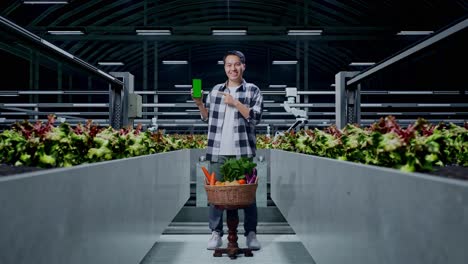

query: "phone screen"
left=192, top=79, right=202, bottom=98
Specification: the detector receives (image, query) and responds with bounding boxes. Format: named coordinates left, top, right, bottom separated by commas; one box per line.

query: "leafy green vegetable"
left=0, top=115, right=465, bottom=174
left=220, top=157, right=257, bottom=182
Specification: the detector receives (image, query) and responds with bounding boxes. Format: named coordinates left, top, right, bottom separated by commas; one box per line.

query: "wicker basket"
left=204, top=178, right=258, bottom=207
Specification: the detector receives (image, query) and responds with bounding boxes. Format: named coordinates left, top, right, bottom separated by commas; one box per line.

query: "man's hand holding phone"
left=192, top=87, right=209, bottom=121
left=191, top=88, right=204, bottom=106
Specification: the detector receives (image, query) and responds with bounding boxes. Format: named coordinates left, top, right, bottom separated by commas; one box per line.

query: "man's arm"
left=234, top=101, right=250, bottom=119
left=220, top=89, right=263, bottom=124
left=246, top=88, right=263, bottom=125
left=197, top=101, right=209, bottom=121
left=219, top=92, right=249, bottom=119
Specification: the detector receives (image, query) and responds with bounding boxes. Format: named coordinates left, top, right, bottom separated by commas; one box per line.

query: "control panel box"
left=128, top=93, right=142, bottom=118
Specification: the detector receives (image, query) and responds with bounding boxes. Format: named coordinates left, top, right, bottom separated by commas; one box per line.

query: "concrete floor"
left=141, top=234, right=316, bottom=264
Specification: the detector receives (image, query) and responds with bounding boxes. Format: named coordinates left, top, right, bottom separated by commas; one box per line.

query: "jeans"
left=208, top=155, right=258, bottom=237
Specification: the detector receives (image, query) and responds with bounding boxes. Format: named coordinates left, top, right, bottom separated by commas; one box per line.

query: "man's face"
left=224, top=54, right=245, bottom=83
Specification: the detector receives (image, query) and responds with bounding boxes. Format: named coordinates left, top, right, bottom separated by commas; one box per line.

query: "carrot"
left=210, top=172, right=216, bottom=186
left=201, top=166, right=211, bottom=183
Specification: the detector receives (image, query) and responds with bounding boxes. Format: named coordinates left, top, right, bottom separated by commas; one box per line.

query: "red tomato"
left=238, top=179, right=246, bottom=184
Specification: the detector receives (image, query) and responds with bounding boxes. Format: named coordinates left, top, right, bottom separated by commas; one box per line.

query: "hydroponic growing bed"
left=2, top=162, right=467, bottom=180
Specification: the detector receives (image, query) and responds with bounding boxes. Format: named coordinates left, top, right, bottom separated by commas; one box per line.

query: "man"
left=192, top=50, right=263, bottom=250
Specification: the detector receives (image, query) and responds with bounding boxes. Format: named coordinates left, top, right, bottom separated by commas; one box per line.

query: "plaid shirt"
left=202, top=79, right=263, bottom=162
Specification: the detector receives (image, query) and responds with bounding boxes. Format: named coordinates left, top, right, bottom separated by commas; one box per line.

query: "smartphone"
left=192, top=79, right=202, bottom=98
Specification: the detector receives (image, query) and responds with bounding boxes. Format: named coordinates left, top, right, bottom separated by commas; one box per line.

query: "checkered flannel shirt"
left=201, top=79, right=263, bottom=162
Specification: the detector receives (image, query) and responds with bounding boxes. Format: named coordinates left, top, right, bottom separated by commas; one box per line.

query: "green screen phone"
left=192, top=79, right=202, bottom=98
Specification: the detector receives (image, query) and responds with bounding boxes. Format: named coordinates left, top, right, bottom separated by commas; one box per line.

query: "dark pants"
left=208, top=155, right=258, bottom=236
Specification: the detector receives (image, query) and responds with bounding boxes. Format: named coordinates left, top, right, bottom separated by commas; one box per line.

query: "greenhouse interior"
left=0, top=1, right=467, bottom=264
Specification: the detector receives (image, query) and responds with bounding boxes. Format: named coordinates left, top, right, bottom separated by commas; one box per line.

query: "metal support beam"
left=28, top=49, right=34, bottom=117
left=143, top=41, right=148, bottom=119
left=143, top=0, right=148, bottom=26
left=87, top=76, right=92, bottom=104
left=57, top=62, right=62, bottom=103
left=109, top=72, right=134, bottom=128
left=296, top=41, right=300, bottom=91
left=304, top=40, right=309, bottom=129
left=45, top=35, right=393, bottom=42
left=267, top=47, right=271, bottom=89
left=68, top=74, right=73, bottom=103
left=153, top=41, right=159, bottom=122
left=0, top=16, right=123, bottom=87
left=346, top=83, right=361, bottom=125
left=33, top=52, right=39, bottom=120
left=347, top=18, right=468, bottom=86
left=335, top=71, right=359, bottom=129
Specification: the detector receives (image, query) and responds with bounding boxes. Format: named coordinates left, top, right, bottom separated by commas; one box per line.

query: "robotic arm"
left=283, top=87, right=308, bottom=132
left=283, top=102, right=307, bottom=118
left=148, top=117, right=159, bottom=133
left=274, top=87, right=308, bottom=140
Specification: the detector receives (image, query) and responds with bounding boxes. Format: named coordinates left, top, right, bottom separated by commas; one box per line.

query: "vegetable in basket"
left=220, top=157, right=257, bottom=184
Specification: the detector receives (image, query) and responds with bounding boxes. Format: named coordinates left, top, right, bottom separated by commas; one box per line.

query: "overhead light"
left=136, top=29, right=171, bottom=35
left=0, top=112, right=27, bottom=115
left=0, top=91, right=18, bottom=96
left=269, top=85, right=287, bottom=88
left=212, top=29, right=247, bottom=35
left=0, top=94, right=19, bottom=97
left=430, top=112, right=456, bottom=115
left=388, top=91, right=432, bottom=94
left=18, top=91, right=64, bottom=94
left=217, top=61, right=224, bottom=65
left=377, top=112, right=403, bottom=115
left=287, top=29, right=322, bottom=35
left=143, top=103, right=176, bottom=107
left=98, top=62, right=124, bottom=66
left=134, top=91, right=155, bottom=94
left=263, top=100, right=275, bottom=103
left=162, top=60, right=188, bottom=64
left=330, top=84, right=336, bottom=87
left=418, top=104, right=451, bottom=107
left=185, top=109, right=200, bottom=112
left=47, top=30, right=84, bottom=35
left=349, top=62, right=375, bottom=66
left=3, top=103, right=38, bottom=107
left=362, top=103, right=383, bottom=107
left=56, top=112, right=81, bottom=115
left=23, top=0, right=68, bottom=4
left=174, top=85, right=192, bottom=88
left=72, top=103, right=108, bottom=107
left=396, top=31, right=434, bottom=35
left=272, top=61, right=297, bottom=65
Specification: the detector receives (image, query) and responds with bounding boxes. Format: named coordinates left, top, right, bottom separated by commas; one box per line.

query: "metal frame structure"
left=0, top=16, right=122, bottom=87
left=1, top=4, right=467, bottom=132
left=335, top=71, right=359, bottom=129
left=335, top=17, right=468, bottom=128
left=0, top=15, right=129, bottom=128
left=109, top=72, right=134, bottom=128
left=347, top=18, right=468, bottom=87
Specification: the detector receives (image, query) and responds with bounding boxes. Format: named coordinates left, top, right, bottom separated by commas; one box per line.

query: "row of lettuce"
left=0, top=115, right=467, bottom=172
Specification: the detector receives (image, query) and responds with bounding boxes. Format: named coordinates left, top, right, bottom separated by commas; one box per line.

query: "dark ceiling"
left=0, top=0, right=467, bottom=91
